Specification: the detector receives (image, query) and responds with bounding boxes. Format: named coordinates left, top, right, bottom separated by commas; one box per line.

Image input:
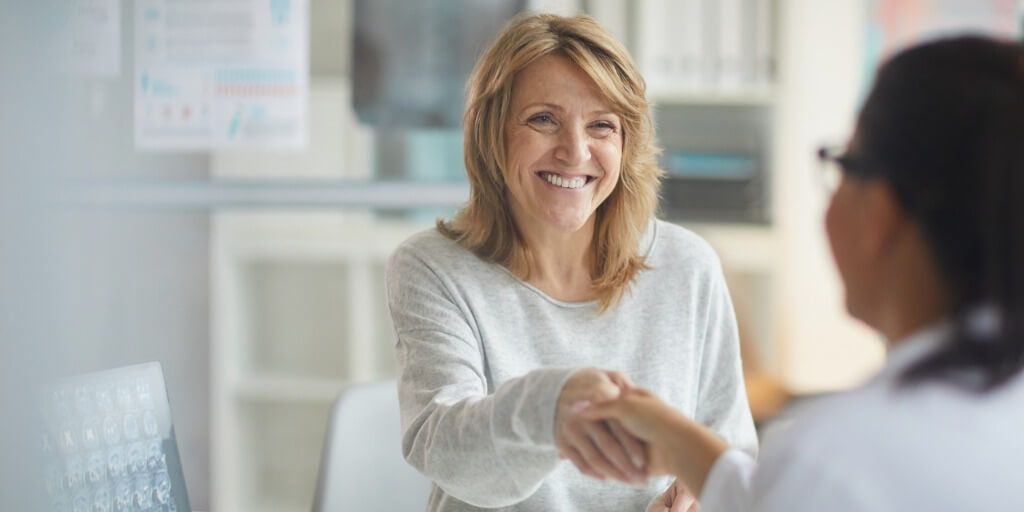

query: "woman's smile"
left=536, top=171, right=598, bottom=191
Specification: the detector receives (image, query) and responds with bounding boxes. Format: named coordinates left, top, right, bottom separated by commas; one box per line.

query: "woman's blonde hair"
left=438, top=12, right=663, bottom=312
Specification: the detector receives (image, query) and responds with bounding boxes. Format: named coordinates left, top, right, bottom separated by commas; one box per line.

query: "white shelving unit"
left=587, top=0, right=883, bottom=389
left=211, top=212, right=431, bottom=512
left=206, top=5, right=441, bottom=506
left=648, top=89, right=776, bottom=107
left=587, top=1, right=788, bottom=379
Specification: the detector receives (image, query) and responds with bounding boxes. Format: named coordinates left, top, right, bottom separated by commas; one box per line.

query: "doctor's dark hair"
left=854, top=36, right=1024, bottom=391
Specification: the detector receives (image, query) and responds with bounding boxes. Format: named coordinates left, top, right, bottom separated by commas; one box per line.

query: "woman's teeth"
left=541, top=172, right=587, bottom=189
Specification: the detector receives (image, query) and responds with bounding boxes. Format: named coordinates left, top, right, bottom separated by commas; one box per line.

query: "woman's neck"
left=868, top=221, right=952, bottom=348
left=875, top=241, right=951, bottom=347
left=518, top=219, right=596, bottom=302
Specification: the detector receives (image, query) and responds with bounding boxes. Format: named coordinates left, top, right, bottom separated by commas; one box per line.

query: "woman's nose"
left=554, top=125, right=591, bottom=167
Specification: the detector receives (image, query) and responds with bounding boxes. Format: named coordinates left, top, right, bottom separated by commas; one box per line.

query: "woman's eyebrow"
left=520, top=102, right=564, bottom=113
left=519, top=103, right=617, bottom=117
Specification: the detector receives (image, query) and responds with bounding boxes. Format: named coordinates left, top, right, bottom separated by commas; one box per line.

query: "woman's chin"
left=542, top=211, right=594, bottom=234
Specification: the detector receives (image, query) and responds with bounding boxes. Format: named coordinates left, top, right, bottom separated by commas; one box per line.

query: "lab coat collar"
left=871, top=320, right=953, bottom=386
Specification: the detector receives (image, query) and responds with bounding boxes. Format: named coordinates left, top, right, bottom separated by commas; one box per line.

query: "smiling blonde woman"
left=441, top=12, right=662, bottom=311
left=386, top=13, right=757, bottom=512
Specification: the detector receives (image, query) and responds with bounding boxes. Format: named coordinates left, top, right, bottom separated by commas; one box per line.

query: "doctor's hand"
left=554, top=368, right=647, bottom=484
left=578, top=386, right=729, bottom=494
left=646, top=479, right=699, bottom=512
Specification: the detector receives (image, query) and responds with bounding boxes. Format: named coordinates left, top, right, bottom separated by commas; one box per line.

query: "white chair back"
left=313, top=380, right=433, bottom=511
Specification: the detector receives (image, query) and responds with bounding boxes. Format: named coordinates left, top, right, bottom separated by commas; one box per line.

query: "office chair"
left=313, top=380, right=433, bottom=511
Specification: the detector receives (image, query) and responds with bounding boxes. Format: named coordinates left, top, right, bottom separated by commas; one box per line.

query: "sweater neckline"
left=498, top=220, right=660, bottom=308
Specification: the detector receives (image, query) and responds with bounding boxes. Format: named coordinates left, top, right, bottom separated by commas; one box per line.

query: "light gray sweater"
left=386, top=219, right=758, bottom=512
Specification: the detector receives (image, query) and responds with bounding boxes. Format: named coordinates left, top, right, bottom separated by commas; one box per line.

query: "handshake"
left=554, top=368, right=704, bottom=512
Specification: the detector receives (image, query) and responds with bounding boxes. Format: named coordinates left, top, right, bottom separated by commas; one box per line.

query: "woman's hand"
left=554, top=368, right=647, bottom=484
left=577, top=387, right=688, bottom=476
left=646, top=479, right=699, bottom=512
left=577, top=386, right=729, bottom=494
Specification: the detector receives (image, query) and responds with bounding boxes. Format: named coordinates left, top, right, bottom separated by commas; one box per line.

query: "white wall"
left=773, top=0, right=884, bottom=392
left=2, top=1, right=210, bottom=508
left=69, top=34, right=214, bottom=512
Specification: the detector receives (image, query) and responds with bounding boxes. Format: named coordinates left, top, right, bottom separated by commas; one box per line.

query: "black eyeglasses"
left=816, top=145, right=882, bottom=193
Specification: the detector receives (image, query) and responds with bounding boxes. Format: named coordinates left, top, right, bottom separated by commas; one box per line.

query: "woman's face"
left=825, top=134, right=888, bottom=323
left=503, top=54, right=623, bottom=236
left=826, top=173, right=869, bottom=319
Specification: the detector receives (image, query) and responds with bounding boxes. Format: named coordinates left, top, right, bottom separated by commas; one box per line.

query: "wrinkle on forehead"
left=509, top=54, right=614, bottom=116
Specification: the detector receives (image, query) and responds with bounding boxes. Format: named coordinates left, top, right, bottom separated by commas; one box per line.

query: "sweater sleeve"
left=694, top=260, right=759, bottom=457
left=385, top=241, right=577, bottom=508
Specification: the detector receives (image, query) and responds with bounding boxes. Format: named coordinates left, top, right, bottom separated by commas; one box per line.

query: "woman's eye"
left=590, top=121, right=618, bottom=134
left=528, top=113, right=555, bottom=125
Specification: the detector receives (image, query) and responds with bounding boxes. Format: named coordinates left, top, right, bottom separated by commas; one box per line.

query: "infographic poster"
left=68, top=0, right=122, bottom=77
left=134, top=0, right=308, bottom=150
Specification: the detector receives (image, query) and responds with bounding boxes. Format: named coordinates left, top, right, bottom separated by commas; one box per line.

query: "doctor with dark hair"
left=576, top=35, right=1024, bottom=511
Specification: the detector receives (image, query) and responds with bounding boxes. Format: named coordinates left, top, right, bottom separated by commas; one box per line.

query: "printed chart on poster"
left=134, top=0, right=308, bottom=150
left=68, top=0, right=122, bottom=77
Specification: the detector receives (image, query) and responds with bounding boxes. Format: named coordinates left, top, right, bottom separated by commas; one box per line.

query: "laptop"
left=38, top=362, right=192, bottom=511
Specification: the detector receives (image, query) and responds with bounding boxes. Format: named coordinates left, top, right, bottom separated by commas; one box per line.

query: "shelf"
left=252, top=505, right=305, bottom=512
left=220, top=226, right=418, bottom=260
left=214, top=213, right=432, bottom=273
left=61, top=179, right=470, bottom=210
left=649, top=88, right=776, bottom=106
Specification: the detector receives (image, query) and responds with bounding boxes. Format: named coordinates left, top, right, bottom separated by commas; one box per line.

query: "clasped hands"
left=554, top=368, right=698, bottom=512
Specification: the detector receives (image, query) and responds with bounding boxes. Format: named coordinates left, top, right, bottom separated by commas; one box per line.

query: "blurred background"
left=2, top=0, right=1021, bottom=510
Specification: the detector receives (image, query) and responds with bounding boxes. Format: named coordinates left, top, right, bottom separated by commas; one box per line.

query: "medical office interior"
left=2, top=0, right=1022, bottom=511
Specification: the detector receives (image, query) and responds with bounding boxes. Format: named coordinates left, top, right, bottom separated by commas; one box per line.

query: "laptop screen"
left=39, top=362, right=191, bottom=512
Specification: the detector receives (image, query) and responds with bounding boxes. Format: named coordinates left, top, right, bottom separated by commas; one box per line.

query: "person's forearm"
left=661, top=415, right=729, bottom=495
left=400, top=367, right=574, bottom=507
left=403, top=396, right=555, bottom=507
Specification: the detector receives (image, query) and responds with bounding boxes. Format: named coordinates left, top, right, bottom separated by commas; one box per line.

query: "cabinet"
left=593, top=1, right=887, bottom=394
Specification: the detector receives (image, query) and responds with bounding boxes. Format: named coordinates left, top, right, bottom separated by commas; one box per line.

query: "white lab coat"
left=700, top=322, right=1024, bottom=511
